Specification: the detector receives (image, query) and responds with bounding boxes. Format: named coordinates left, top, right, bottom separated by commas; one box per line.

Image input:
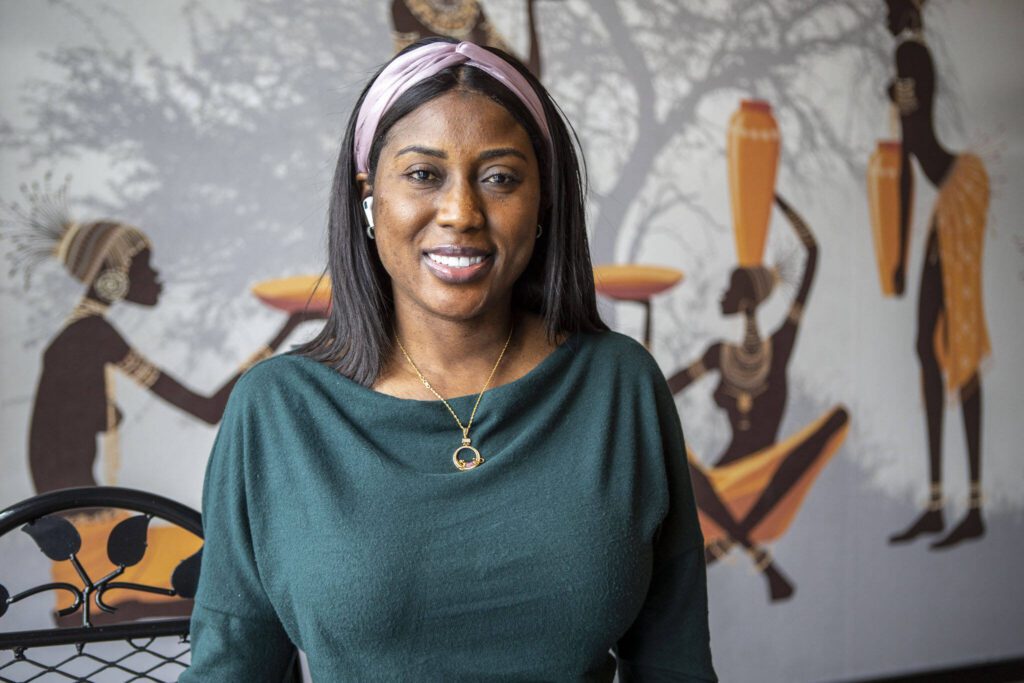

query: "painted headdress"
left=1, top=174, right=150, bottom=298
left=735, top=264, right=781, bottom=308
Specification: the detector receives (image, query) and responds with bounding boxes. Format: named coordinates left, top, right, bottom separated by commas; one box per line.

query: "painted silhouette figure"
left=391, top=0, right=543, bottom=78
left=4, top=176, right=318, bottom=622
left=668, top=195, right=850, bottom=602
left=883, top=0, right=990, bottom=550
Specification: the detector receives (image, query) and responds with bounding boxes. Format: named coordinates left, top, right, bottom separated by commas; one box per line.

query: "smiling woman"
left=182, top=38, right=717, bottom=682
left=365, top=91, right=541, bottom=325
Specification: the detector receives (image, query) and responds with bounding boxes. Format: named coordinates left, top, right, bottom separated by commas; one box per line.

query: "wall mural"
left=391, top=0, right=542, bottom=78
left=879, top=0, right=990, bottom=550
left=657, top=101, right=851, bottom=602
left=1, top=176, right=316, bottom=623
left=1, top=1, right=1020, bottom=680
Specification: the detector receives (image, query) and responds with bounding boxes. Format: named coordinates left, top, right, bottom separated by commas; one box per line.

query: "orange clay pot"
left=867, top=140, right=912, bottom=296
left=728, top=99, right=780, bottom=267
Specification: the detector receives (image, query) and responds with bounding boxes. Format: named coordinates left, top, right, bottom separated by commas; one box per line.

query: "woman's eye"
left=406, top=169, right=437, bottom=183
left=483, top=172, right=520, bottom=186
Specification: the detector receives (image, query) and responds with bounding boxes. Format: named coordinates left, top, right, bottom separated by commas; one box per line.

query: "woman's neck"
left=742, top=310, right=762, bottom=351
left=389, top=306, right=520, bottom=397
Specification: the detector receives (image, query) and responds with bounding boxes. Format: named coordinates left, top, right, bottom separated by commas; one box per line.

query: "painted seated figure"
left=668, top=195, right=850, bottom=602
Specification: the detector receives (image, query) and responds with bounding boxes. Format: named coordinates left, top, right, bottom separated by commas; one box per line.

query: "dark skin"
left=886, top=2, right=955, bottom=294
left=669, top=196, right=820, bottom=464
left=884, top=0, right=984, bottom=548
left=356, top=90, right=563, bottom=402
left=28, top=246, right=321, bottom=493
left=667, top=195, right=850, bottom=601
left=391, top=0, right=543, bottom=79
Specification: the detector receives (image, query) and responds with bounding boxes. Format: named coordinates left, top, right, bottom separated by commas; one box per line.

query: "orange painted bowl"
left=593, top=264, right=684, bottom=301
left=252, top=275, right=332, bottom=314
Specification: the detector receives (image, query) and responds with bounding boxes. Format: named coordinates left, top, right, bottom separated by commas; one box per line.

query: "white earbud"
left=362, top=196, right=374, bottom=229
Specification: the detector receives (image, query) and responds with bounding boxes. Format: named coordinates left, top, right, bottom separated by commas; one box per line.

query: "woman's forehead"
left=381, top=90, right=534, bottom=160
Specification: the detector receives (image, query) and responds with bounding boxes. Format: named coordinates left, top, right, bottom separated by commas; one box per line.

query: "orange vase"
left=728, top=100, right=780, bottom=267
left=867, top=140, right=912, bottom=296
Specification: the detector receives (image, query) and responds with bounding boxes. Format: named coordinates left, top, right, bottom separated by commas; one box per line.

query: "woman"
left=668, top=196, right=849, bottom=602
left=183, top=39, right=716, bottom=681
left=3, top=183, right=310, bottom=623
left=884, top=0, right=989, bottom=549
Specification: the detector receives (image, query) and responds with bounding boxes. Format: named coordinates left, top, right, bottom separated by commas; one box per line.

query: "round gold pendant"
left=452, top=440, right=484, bottom=471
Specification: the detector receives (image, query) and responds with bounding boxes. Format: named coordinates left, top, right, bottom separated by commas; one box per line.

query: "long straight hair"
left=292, top=38, right=607, bottom=386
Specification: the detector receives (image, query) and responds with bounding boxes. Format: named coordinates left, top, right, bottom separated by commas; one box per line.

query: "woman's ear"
left=355, top=172, right=372, bottom=200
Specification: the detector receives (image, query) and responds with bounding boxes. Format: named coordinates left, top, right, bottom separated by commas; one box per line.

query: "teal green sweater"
left=181, top=331, right=716, bottom=682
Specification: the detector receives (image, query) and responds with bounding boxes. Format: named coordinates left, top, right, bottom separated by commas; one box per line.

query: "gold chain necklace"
left=720, top=339, right=772, bottom=431
left=395, top=324, right=514, bottom=471
left=65, top=297, right=110, bottom=326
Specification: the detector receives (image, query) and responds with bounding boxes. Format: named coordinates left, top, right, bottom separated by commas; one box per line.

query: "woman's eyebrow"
left=477, top=148, right=527, bottom=162
left=394, top=145, right=528, bottom=163
left=395, top=145, right=446, bottom=159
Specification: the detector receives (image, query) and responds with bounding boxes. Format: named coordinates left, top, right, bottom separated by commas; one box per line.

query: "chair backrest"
left=0, top=485, right=301, bottom=682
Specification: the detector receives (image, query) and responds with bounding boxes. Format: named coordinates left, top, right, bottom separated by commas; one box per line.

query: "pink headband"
left=353, top=41, right=551, bottom=174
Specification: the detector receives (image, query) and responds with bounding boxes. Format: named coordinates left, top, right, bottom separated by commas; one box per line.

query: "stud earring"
left=536, top=224, right=543, bottom=238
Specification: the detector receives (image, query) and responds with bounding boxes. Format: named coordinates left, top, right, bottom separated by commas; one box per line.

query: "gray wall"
left=2, top=1, right=1022, bottom=680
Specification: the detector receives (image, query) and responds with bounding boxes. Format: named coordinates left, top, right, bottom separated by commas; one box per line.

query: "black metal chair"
left=0, top=486, right=302, bottom=682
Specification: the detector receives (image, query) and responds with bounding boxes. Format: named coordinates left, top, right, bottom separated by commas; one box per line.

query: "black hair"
left=291, top=37, right=608, bottom=386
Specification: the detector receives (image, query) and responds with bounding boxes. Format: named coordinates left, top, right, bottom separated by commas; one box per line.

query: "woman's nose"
left=436, top=177, right=484, bottom=232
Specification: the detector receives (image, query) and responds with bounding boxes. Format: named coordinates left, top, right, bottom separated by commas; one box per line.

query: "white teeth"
left=428, top=253, right=485, bottom=268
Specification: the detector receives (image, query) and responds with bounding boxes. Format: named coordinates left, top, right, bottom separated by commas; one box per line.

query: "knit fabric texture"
left=181, top=330, right=716, bottom=682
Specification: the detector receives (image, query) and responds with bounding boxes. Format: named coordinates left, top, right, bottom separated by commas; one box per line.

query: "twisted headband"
left=353, top=41, right=551, bottom=174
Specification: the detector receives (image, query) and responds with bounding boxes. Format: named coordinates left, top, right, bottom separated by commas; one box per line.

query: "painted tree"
left=1, top=0, right=390, bottom=353
left=1, top=0, right=931, bottom=359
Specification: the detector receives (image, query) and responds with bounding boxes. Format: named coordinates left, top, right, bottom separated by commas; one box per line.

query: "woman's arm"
left=772, top=194, right=817, bottom=358
left=667, top=343, right=721, bottom=395
left=614, top=370, right=717, bottom=682
left=102, top=311, right=317, bottom=425
left=894, top=141, right=912, bottom=296
left=616, top=545, right=716, bottom=682
left=775, top=194, right=817, bottom=318
left=893, top=42, right=921, bottom=296
left=179, top=378, right=295, bottom=681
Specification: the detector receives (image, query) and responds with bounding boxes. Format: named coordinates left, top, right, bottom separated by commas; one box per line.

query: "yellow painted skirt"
left=933, top=153, right=991, bottom=394
left=690, top=407, right=849, bottom=545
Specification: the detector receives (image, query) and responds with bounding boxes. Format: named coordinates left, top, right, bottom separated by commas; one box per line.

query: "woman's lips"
left=422, top=252, right=494, bottom=284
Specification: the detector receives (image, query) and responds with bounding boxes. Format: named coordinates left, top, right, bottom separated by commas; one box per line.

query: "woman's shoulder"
left=230, top=353, right=339, bottom=408
left=49, top=315, right=130, bottom=360
left=573, top=329, right=663, bottom=379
